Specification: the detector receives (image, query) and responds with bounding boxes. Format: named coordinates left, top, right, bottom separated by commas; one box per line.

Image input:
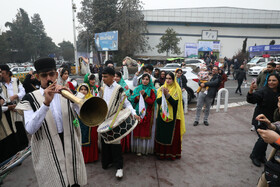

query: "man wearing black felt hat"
left=16, top=57, right=87, bottom=186
left=0, top=64, right=28, bottom=164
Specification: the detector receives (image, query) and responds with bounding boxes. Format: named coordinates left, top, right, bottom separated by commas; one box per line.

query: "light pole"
left=72, top=0, right=78, bottom=75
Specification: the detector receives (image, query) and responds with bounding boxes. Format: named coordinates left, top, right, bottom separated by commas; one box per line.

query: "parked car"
left=184, top=59, right=206, bottom=69
left=10, top=67, right=26, bottom=74
left=248, top=62, right=267, bottom=76
left=247, top=57, right=275, bottom=68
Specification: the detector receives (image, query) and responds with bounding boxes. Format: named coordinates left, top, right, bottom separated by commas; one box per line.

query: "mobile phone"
left=252, top=78, right=256, bottom=84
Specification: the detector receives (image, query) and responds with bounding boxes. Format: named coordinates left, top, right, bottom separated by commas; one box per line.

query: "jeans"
left=195, top=92, right=214, bottom=122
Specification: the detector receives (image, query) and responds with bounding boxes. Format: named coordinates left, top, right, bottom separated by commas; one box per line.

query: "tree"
left=115, top=0, right=150, bottom=59
left=3, top=9, right=57, bottom=62
left=242, top=38, right=247, bottom=53
left=156, top=28, right=182, bottom=56
left=269, top=40, right=275, bottom=45
left=58, top=41, right=74, bottom=62
left=77, top=0, right=149, bottom=64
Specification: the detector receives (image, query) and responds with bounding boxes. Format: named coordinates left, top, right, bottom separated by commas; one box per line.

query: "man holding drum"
left=100, top=67, right=140, bottom=179
left=16, top=58, right=87, bottom=187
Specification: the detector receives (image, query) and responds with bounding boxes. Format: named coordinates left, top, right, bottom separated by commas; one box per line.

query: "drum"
left=97, top=108, right=138, bottom=144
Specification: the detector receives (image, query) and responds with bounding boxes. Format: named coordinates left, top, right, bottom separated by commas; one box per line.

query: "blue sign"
left=94, top=31, right=118, bottom=51
left=249, top=45, right=280, bottom=52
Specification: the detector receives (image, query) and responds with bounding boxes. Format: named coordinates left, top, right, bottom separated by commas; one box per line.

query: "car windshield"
left=260, top=63, right=268, bottom=67
left=249, top=57, right=261, bottom=63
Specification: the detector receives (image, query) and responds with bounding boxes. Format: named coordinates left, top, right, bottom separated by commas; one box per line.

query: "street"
left=1, top=94, right=269, bottom=186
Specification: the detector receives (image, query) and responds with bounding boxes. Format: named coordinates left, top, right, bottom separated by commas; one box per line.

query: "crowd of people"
left=0, top=58, right=190, bottom=186
left=3, top=56, right=280, bottom=186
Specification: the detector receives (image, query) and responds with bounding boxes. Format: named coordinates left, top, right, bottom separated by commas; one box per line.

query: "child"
left=197, top=64, right=209, bottom=94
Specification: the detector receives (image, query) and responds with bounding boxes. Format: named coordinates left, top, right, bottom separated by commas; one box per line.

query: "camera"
left=258, top=121, right=267, bottom=130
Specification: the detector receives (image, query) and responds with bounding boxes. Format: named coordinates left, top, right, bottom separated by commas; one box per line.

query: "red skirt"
left=82, top=126, right=98, bottom=163
left=121, top=133, right=131, bottom=153
left=155, top=120, right=181, bottom=160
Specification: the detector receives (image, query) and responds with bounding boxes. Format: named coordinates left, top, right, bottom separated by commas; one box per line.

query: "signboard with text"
left=94, top=31, right=118, bottom=51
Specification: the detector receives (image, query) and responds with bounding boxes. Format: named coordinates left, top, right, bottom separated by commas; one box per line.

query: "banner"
left=184, top=43, right=198, bottom=57
left=94, top=31, right=118, bottom=51
left=198, top=41, right=220, bottom=52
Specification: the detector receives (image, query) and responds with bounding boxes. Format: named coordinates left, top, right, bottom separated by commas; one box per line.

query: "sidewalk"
left=1, top=105, right=266, bottom=186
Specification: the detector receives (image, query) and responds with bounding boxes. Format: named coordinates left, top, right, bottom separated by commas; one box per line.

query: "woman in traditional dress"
left=84, top=73, right=99, bottom=96
left=130, top=73, right=157, bottom=155
left=57, top=68, right=75, bottom=92
left=114, top=71, right=132, bottom=152
left=77, top=83, right=99, bottom=163
left=155, top=72, right=186, bottom=160
left=115, top=72, right=131, bottom=98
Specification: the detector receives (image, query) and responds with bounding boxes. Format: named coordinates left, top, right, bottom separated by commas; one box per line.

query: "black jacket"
left=247, top=86, right=280, bottom=126
left=235, top=68, right=247, bottom=81
left=177, top=75, right=188, bottom=90
left=201, top=73, right=221, bottom=98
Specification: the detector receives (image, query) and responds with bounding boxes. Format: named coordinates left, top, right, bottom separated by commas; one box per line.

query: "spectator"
left=193, top=66, right=221, bottom=126
left=218, top=69, right=228, bottom=90
left=247, top=74, right=280, bottom=167
left=257, top=62, right=277, bottom=89
left=235, top=65, right=247, bottom=95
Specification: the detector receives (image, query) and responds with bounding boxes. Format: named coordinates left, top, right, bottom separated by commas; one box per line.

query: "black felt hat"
left=34, top=58, right=56, bottom=73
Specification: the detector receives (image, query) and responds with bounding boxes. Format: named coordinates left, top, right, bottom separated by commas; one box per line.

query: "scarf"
left=157, top=74, right=186, bottom=140
left=77, top=83, right=93, bottom=146
left=117, top=77, right=131, bottom=97
left=130, top=74, right=157, bottom=114
left=84, top=73, right=99, bottom=96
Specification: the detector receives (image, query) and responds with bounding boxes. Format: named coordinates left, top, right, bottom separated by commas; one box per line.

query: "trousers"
left=195, top=92, right=214, bottom=122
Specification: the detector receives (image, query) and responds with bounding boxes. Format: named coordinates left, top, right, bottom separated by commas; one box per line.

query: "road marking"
left=188, top=101, right=249, bottom=111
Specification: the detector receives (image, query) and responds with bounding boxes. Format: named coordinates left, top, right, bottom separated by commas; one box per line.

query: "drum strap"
left=108, top=95, right=127, bottom=130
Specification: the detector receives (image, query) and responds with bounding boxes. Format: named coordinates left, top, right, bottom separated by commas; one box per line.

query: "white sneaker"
left=250, top=125, right=255, bottom=131
left=137, top=153, right=142, bottom=156
left=116, top=169, right=123, bottom=179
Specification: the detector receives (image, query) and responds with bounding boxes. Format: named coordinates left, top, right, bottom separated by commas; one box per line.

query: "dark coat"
left=235, top=68, right=247, bottom=81
left=247, top=86, right=280, bottom=126
left=201, top=73, right=221, bottom=98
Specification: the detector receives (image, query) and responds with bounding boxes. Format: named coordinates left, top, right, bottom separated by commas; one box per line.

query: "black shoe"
left=204, top=121, right=209, bottom=126
left=260, top=157, right=267, bottom=164
left=250, top=154, right=261, bottom=167
left=193, top=121, right=199, bottom=126
left=240, top=93, right=242, bottom=96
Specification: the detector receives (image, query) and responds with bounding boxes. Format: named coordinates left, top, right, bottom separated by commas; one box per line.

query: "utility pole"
left=72, top=0, right=78, bottom=75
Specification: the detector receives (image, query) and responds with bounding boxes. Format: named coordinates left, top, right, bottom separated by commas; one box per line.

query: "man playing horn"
left=16, top=58, right=87, bottom=187
left=101, top=67, right=140, bottom=179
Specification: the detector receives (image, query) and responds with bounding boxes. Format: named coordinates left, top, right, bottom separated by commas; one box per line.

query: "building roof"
left=142, top=7, right=280, bottom=26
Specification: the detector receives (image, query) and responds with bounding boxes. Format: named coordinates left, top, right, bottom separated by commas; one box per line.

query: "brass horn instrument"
left=61, top=90, right=108, bottom=127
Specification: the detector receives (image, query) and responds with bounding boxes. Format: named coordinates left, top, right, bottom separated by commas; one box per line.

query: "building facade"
left=136, top=7, right=280, bottom=60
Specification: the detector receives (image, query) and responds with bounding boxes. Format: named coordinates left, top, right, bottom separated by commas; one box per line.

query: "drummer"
left=101, top=67, right=140, bottom=179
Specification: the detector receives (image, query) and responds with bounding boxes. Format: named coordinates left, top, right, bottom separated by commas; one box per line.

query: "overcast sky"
left=1, top=0, right=280, bottom=45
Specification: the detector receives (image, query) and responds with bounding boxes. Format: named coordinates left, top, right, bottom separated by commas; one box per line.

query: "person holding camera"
left=255, top=114, right=280, bottom=186
left=247, top=74, right=280, bottom=167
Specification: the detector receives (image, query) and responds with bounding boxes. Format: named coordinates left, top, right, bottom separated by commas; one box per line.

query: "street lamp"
left=72, top=0, right=78, bottom=75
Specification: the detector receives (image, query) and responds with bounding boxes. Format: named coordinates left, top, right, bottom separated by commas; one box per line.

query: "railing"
left=216, top=88, right=229, bottom=112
